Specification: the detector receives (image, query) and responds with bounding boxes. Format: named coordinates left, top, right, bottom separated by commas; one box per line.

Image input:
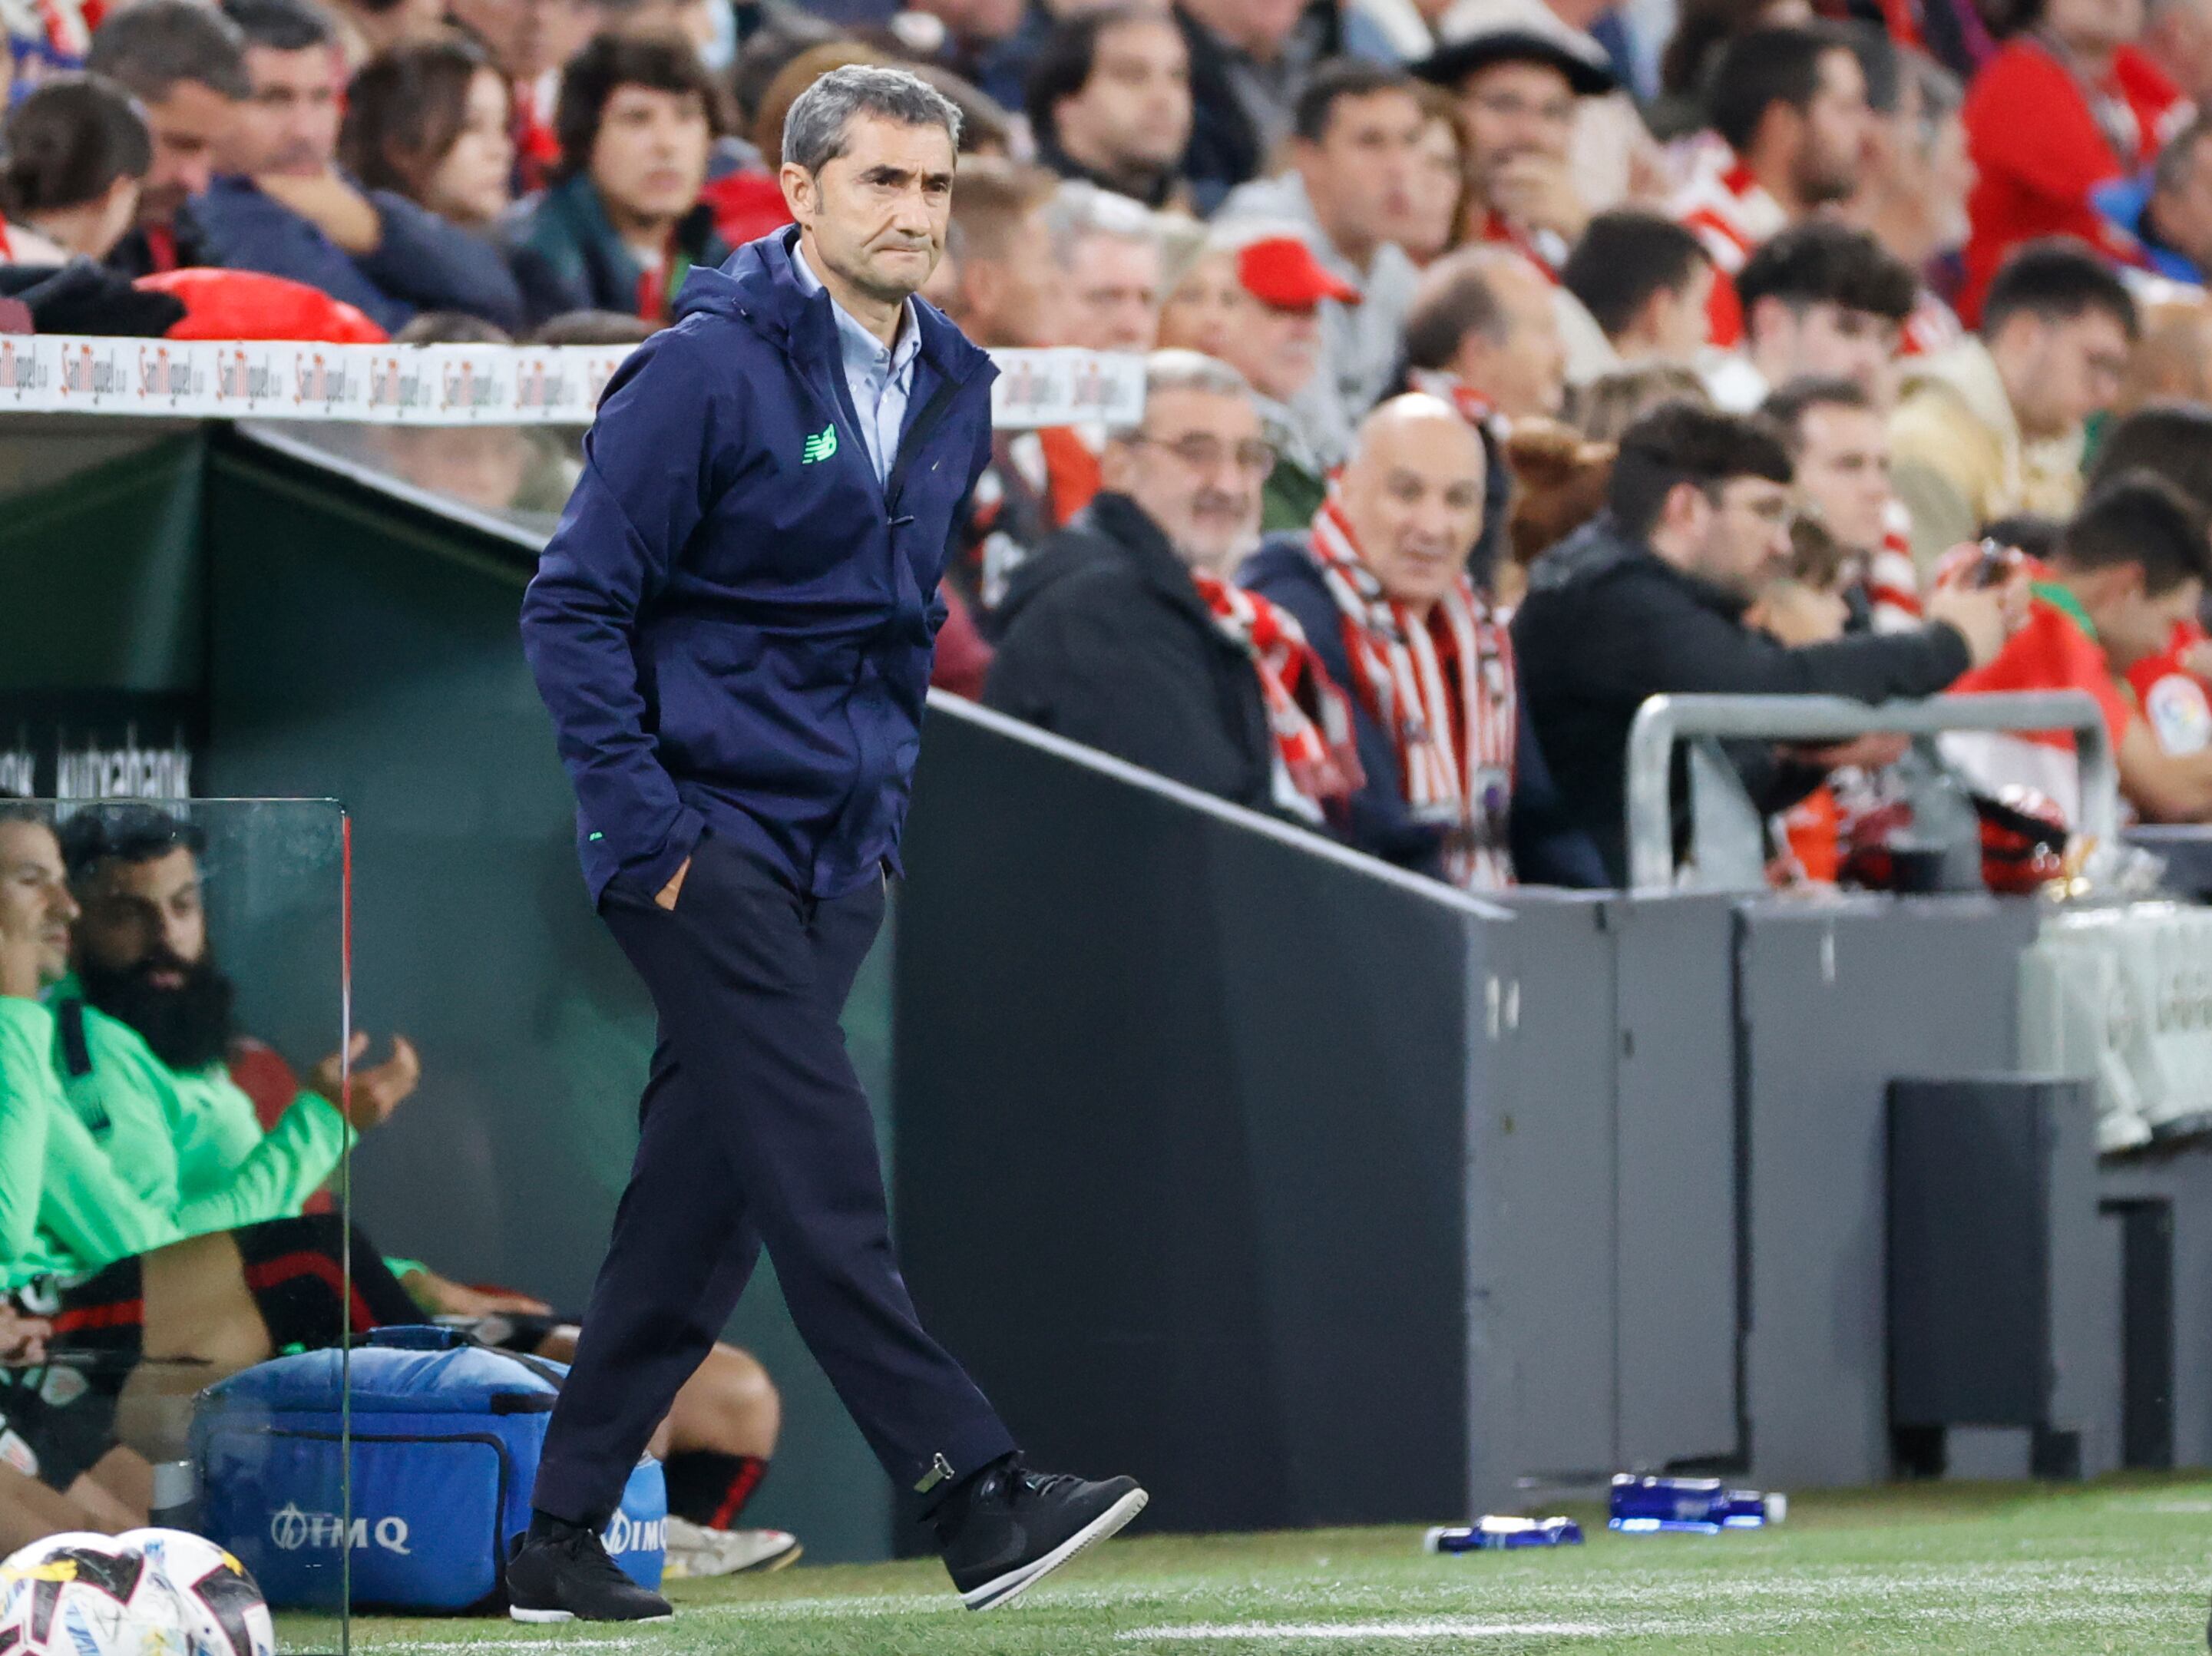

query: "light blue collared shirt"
left=792, top=242, right=921, bottom=488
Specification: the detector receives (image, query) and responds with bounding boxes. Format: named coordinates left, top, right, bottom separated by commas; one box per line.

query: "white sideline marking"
left=351, top=1643, right=648, bottom=1652
left=1119, top=1621, right=1615, bottom=1641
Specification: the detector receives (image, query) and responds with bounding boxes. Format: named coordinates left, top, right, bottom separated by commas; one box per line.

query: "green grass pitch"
left=322, top=1477, right=2212, bottom=1654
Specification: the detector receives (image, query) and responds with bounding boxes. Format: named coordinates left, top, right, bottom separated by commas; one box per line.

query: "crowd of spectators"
left=7, top=0, right=2212, bottom=885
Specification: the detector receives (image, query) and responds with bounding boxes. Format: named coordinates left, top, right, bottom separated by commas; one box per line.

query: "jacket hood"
left=673, top=226, right=994, bottom=388
left=994, top=537, right=1095, bottom=633
left=1524, top=512, right=1638, bottom=595
left=1523, top=511, right=1753, bottom=618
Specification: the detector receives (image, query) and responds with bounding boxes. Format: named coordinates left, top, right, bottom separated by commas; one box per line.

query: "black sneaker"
left=933, top=1457, right=1148, bottom=1611
left=507, top=1520, right=674, bottom=1623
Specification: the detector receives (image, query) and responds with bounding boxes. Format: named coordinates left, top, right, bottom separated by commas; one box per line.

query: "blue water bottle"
left=1423, top=1516, right=1584, bottom=1552
left=1609, top=1475, right=1728, bottom=1533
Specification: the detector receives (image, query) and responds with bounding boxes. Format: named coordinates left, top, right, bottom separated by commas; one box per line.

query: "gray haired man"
left=513, top=64, right=1146, bottom=1622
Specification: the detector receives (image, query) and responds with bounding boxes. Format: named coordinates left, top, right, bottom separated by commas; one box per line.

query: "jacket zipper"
left=885, top=374, right=967, bottom=509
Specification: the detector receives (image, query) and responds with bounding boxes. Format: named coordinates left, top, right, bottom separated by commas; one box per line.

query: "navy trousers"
left=532, top=831, right=1017, bottom=1527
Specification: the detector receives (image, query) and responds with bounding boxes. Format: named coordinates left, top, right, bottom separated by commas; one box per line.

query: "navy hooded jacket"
left=521, top=227, right=998, bottom=904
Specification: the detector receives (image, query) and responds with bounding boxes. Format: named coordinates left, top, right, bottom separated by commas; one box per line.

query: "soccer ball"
left=114, top=1534, right=273, bottom=1656
left=0, top=1533, right=188, bottom=1656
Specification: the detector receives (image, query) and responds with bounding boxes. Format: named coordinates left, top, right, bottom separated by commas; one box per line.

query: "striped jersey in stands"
left=1899, top=288, right=1964, bottom=359
left=1670, top=153, right=1786, bottom=349
left=1474, top=211, right=1569, bottom=281
left=1866, top=500, right=1925, bottom=633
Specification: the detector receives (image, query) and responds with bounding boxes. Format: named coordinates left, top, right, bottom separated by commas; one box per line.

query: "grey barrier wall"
left=1888, top=1078, right=2112, bottom=1479
left=892, top=701, right=2171, bottom=1524
left=1735, top=897, right=2055, bottom=1488
left=897, top=702, right=1757, bottom=1526
left=1486, top=893, right=1741, bottom=1490
left=895, top=699, right=1507, bottom=1533
left=2098, top=1146, right=2212, bottom=1467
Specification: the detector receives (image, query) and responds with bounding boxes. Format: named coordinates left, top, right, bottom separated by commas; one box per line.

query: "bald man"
left=1241, top=395, right=1605, bottom=887
left=1401, top=246, right=1569, bottom=422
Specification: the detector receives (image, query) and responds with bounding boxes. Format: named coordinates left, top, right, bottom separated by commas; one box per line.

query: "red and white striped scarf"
left=1671, top=156, right=1786, bottom=277
left=1405, top=367, right=1498, bottom=435
left=1899, top=287, right=1964, bottom=360
left=1188, top=570, right=1364, bottom=824
left=1304, top=498, right=1517, bottom=890
left=1866, top=499, right=1925, bottom=633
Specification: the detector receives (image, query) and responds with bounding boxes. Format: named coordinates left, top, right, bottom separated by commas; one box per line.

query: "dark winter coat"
left=983, top=491, right=1275, bottom=811
left=190, top=175, right=527, bottom=333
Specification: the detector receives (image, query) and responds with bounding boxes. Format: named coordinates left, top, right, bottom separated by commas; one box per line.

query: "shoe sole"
left=738, top=1539, right=803, bottom=1575
left=508, top=1608, right=675, bottom=1625
left=961, top=1487, right=1148, bottom=1611
left=666, top=1538, right=805, bottom=1580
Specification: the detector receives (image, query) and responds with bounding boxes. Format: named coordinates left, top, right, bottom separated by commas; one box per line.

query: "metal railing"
left=1625, top=690, right=2117, bottom=894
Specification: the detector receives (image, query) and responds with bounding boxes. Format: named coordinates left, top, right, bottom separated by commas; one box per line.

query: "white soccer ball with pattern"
left=0, top=1533, right=188, bottom=1656
left=115, top=1534, right=273, bottom=1656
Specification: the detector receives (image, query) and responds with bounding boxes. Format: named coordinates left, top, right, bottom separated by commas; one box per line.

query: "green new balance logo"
left=802, top=423, right=838, bottom=464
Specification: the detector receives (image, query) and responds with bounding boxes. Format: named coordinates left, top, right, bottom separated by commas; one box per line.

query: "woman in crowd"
left=1569, top=361, right=1711, bottom=441
left=501, top=31, right=729, bottom=325
left=341, top=35, right=517, bottom=237
left=0, top=74, right=149, bottom=265
left=1498, top=420, right=1615, bottom=610
left=1407, top=84, right=1469, bottom=267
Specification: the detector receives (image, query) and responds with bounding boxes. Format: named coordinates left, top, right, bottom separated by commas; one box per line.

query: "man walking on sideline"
left=514, top=64, right=1146, bottom=1622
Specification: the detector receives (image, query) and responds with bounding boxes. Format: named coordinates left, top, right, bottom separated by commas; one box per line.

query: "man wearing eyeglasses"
left=985, top=349, right=1290, bottom=808
left=1513, top=401, right=2022, bottom=885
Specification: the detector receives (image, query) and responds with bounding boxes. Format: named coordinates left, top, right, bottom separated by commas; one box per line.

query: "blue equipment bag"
left=190, top=1325, right=665, bottom=1613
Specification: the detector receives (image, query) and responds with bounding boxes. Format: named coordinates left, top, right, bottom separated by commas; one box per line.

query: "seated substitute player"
left=0, top=1299, right=153, bottom=1551
left=0, top=801, right=417, bottom=1534
left=57, top=805, right=802, bottom=1576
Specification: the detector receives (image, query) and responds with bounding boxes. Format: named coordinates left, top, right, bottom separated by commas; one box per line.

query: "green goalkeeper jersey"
left=46, top=974, right=352, bottom=1227
left=0, top=1001, right=56, bottom=1281
left=0, top=989, right=354, bottom=1285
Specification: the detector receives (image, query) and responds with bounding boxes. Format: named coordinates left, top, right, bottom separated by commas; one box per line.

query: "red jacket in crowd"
left=1959, top=35, right=2186, bottom=322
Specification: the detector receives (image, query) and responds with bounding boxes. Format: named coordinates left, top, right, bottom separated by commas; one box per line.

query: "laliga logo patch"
left=2148, top=675, right=2212, bottom=758
left=38, top=1367, right=86, bottom=1410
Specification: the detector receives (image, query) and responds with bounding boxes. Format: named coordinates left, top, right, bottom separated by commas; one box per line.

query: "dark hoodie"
left=521, top=226, right=999, bottom=904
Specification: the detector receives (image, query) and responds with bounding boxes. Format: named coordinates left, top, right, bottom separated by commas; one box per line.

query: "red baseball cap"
left=1236, top=236, right=1361, bottom=312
